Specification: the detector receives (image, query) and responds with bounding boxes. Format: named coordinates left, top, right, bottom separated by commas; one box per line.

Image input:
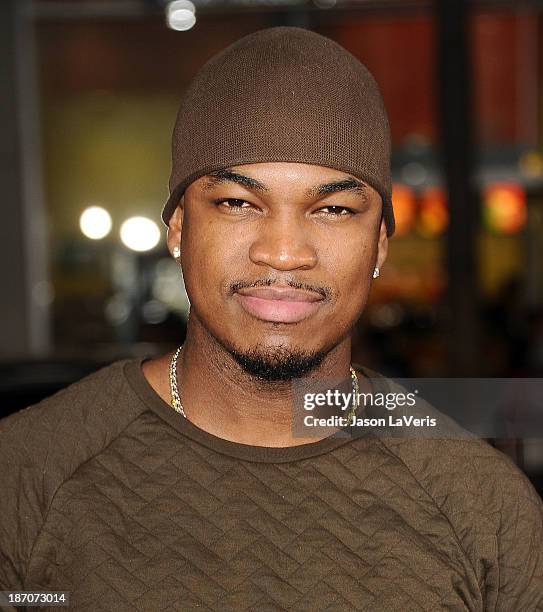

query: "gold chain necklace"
left=169, top=345, right=360, bottom=423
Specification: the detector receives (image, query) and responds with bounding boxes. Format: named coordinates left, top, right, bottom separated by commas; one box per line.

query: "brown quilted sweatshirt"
left=1, top=359, right=542, bottom=611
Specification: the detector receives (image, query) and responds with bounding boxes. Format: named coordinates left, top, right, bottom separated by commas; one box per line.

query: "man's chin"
left=227, top=344, right=327, bottom=381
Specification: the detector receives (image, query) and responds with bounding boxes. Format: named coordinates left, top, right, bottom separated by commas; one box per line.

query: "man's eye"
left=316, top=206, right=354, bottom=216
left=214, top=198, right=253, bottom=211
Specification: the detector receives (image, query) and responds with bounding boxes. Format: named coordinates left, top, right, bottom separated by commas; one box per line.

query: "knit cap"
left=162, top=26, right=395, bottom=237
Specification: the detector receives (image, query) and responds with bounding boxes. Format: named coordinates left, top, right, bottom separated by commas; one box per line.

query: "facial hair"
left=228, top=343, right=327, bottom=381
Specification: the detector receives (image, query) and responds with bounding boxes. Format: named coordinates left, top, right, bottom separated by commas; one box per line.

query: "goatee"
left=229, top=344, right=326, bottom=381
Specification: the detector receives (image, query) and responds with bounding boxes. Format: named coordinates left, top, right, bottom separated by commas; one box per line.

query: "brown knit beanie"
left=162, top=26, right=395, bottom=237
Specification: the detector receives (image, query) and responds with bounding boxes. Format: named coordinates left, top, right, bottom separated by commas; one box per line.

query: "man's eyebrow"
left=202, top=169, right=368, bottom=199
left=202, top=169, right=269, bottom=193
left=306, top=177, right=369, bottom=199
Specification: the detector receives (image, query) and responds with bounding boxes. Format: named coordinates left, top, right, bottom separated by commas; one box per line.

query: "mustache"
left=229, top=276, right=332, bottom=300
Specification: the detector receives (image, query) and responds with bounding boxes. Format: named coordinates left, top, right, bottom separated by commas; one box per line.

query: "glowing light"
left=142, top=300, right=168, bottom=325
left=417, top=187, right=448, bottom=237
left=105, top=294, right=131, bottom=325
left=484, top=183, right=527, bottom=235
left=152, top=258, right=191, bottom=318
left=120, top=216, right=160, bottom=252
left=401, top=162, right=428, bottom=187
left=166, top=0, right=196, bottom=31
left=79, top=206, right=112, bottom=240
left=391, top=183, right=416, bottom=236
left=519, top=151, right=543, bottom=178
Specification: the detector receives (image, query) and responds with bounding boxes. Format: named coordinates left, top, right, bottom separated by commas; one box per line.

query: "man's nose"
left=248, top=215, right=318, bottom=271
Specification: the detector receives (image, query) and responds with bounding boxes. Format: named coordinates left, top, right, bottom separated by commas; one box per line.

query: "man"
left=1, top=27, right=542, bottom=611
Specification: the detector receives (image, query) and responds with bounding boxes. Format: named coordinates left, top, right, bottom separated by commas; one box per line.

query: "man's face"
left=168, top=162, right=388, bottom=378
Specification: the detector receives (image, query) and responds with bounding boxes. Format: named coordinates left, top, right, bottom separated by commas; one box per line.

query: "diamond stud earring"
left=373, top=266, right=380, bottom=279
left=172, top=246, right=181, bottom=258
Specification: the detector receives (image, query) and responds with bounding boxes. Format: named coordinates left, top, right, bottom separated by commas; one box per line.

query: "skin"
left=143, top=161, right=388, bottom=446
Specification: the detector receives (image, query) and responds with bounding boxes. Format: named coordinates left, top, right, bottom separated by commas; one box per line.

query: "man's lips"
left=235, top=286, right=325, bottom=323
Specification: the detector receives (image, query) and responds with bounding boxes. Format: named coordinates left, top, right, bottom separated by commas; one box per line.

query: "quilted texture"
left=1, top=359, right=542, bottom=611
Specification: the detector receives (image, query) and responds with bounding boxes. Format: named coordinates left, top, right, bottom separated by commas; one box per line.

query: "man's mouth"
left=235, top=285, right=325, bottom=324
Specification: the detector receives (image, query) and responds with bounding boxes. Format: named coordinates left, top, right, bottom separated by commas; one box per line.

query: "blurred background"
left=1, top=0, right=543, bottom=493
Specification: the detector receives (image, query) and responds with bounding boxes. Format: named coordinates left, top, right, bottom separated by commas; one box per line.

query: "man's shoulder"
left=0, top=359, right=146, bottom=479
left=0, top=359, right=149, bottom=587
left=374, top=415, right=543, bottom=576
left=357, top=365, right=543, bottom=536
left=376, top=428, right=533, bottom=506
left=372, top=432, right=543, bottom=605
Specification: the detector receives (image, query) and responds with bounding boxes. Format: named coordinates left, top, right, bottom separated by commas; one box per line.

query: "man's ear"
left=166, top=196, right=184, bottom=257
left=375, top=214, right=389, bottom=271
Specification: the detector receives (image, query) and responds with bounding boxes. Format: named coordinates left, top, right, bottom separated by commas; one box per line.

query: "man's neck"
left=142, top=317, right=360, bottom=447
